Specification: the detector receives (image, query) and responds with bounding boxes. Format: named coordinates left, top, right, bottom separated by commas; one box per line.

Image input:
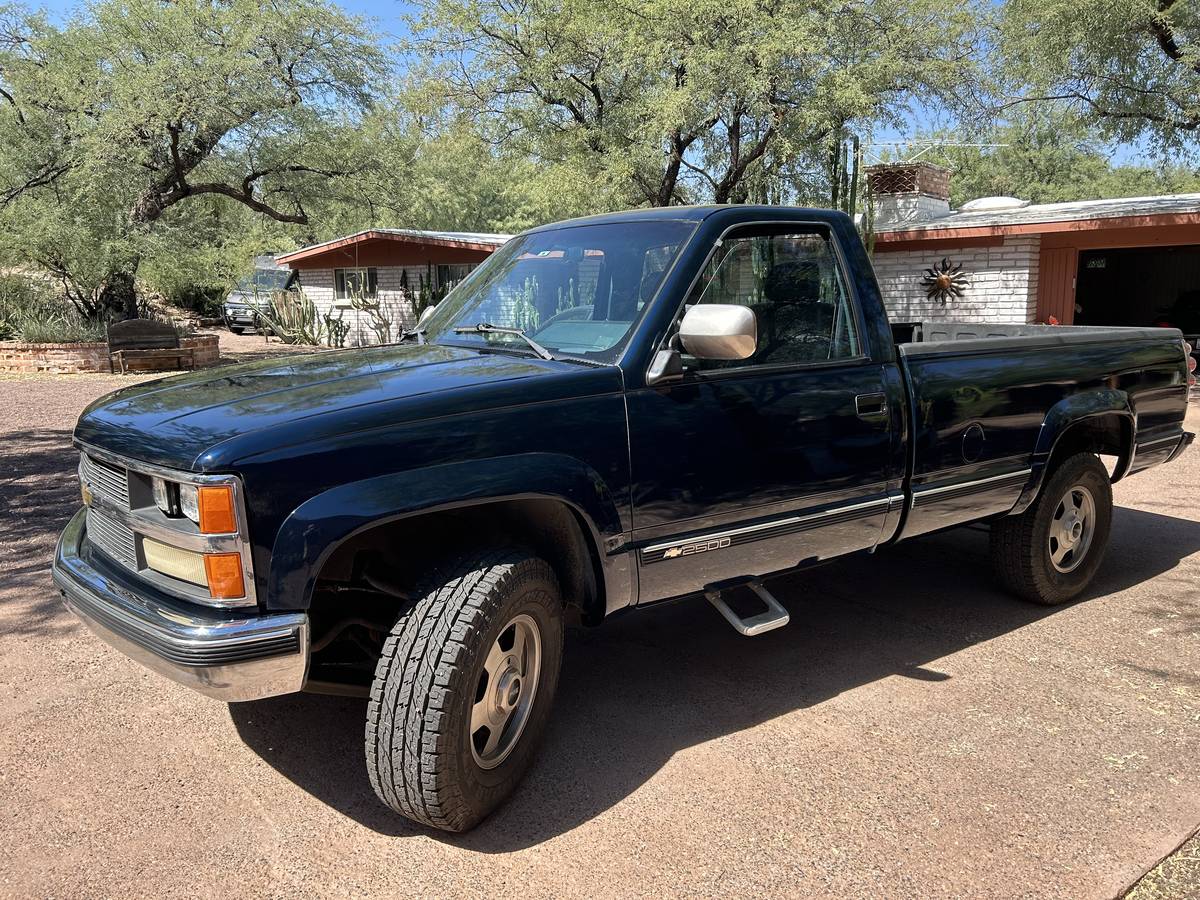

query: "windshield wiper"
left=452, top=323, right=556, bottom=361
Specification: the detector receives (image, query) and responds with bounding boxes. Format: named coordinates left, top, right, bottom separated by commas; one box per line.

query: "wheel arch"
left=1011, top=390, right=1134, bottom=515
left=265, top=453, right=630, bottom=622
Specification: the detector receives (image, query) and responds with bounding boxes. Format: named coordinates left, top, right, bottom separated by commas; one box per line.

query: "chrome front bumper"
left=52, top=508, right=309, bottom=702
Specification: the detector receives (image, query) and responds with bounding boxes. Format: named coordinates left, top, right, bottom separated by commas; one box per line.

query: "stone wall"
left=0, top=333, right=220, bottom=374
left=871, top=235, right=1041, bottom=326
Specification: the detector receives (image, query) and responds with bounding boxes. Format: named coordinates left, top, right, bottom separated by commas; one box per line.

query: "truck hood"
left=75, top=343, right=622, bottom=471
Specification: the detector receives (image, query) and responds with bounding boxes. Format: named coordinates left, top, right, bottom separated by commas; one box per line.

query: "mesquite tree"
left=409, top=0, right=983, bottom=208
left=0, top=0, right=386, bottom=314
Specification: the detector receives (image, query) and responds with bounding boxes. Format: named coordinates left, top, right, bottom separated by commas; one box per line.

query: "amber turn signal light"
left=197, top=485, right=237, bottom=534
left=204, top=553, right=246, bottom=600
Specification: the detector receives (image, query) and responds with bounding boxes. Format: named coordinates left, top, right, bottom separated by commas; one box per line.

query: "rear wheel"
left=990, top=452, right=1113, bottom=605
left=365, top=548, right=563, bottom=831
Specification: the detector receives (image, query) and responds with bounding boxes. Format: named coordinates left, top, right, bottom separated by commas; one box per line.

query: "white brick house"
left=867, top=162, right=1200, bottom=340
left=276, top=229, right=510, bottom=346
left=871, top=234, right=1040, bottom=327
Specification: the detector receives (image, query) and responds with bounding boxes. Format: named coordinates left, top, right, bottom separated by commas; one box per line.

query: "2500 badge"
left=661, top=537, right=732, bottom=560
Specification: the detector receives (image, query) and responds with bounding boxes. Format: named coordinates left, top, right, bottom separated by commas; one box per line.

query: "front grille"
left=74, top=444, right=256, bottom=608
left=85, top=506, right=137, bottom=568
left=80, top=453, right=130, bottom=509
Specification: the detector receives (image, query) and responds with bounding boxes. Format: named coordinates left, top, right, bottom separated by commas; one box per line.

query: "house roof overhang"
left=875, top=211, right=1200, bottom=248
left=276, top=229, right=511, bottom=266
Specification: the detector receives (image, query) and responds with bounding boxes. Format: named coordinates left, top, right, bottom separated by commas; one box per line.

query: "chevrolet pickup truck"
left=53, top=206, right=1195, bottom=832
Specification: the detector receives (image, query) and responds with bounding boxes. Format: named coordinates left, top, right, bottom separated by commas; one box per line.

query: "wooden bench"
left=107, top=319, right=195, bottom=374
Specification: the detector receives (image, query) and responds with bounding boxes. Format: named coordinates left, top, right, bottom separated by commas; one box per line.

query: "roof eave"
left=276, top=230, right=505, bottom=265
left=875, top=210, right=1200, bottom=244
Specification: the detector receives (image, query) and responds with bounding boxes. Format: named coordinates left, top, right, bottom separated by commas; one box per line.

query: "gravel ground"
left=0, top=342, right=1197, bottom=898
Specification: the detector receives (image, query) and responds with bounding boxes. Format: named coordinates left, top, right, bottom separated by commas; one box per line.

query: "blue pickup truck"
left=53, top=206, right=1195, bottom=831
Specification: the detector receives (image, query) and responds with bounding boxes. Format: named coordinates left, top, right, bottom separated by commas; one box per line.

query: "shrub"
left=16, top=317, right=108, bottom=343
left=172, top=282, right=227, bottom=318
left=0, top=273, right=112, bottom=342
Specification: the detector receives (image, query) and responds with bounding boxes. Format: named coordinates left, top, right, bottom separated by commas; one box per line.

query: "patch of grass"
left=1126, top=829, right=1200, bottom=899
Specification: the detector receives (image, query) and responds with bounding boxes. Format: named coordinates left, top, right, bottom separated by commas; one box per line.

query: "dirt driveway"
left=0, top=358, right=1197, bottom=898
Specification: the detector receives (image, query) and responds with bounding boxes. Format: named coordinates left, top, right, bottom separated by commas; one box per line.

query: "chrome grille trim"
left=85, top=506, right=137, bottom=567
left=80, top=452, right=130, bottom=508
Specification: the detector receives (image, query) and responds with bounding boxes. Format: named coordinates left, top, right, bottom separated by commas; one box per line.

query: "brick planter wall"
left=0, top=333, right=220, bottom=374
left=180, top=334, right=220, bottom=368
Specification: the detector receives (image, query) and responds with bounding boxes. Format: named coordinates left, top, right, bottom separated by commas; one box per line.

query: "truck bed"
left=891, top=322, right=1191, bottom=540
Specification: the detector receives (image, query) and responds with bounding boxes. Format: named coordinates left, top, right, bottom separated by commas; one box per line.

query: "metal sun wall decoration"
left=921, top=257, right=970, bottom=304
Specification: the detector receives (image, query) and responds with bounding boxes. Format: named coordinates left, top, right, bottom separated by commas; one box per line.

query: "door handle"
left=855, top=392, right=888, bottom=419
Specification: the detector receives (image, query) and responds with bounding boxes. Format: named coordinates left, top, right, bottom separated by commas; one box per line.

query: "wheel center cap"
left=1070, top=521, right=1083, bottom=541
left=496, top=666, right=521, bottom=713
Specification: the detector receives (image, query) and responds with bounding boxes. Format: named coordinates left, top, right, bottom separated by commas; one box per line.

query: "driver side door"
left=626, top=223, right=900, bottom=602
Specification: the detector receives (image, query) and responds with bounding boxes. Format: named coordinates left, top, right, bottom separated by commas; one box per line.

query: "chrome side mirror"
left=418, top=303, right=439, bottom=327
left=678, top=304, right=757, bottom=360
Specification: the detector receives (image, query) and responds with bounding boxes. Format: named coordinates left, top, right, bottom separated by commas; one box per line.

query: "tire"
left=228, top=326, right=245, bottom=335
left=365, top=548, right=564, bottom=832
left=990, top=452, right=1113, bottom=605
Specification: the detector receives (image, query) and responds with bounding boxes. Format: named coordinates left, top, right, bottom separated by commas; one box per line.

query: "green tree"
left=1001, top=0, right=1200, bottom=152
left=409, top=0, right=983, bottom=209
left=907, top=113, right=1200, bottom=205
left=0, top=0, right=387, bottom=313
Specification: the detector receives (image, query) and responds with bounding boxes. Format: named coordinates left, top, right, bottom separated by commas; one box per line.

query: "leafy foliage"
left=1000, top=0, right=1200, bottom=153
left=0, top=0, right=1198, bottom=346
left=408, top=0, right=985, bottom=207
left=906, top=113, right=1200, bottom=204
left=0, top=0, right=386, bottom=309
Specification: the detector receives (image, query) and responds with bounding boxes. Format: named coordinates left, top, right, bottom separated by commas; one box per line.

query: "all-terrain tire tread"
left=365, top=548, right=557, bottom=831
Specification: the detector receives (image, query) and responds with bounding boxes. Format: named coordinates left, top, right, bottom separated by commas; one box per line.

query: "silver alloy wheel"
left=470, top=613, right=542, bottom=770
left=1048, top=483, right=1096, bottom=574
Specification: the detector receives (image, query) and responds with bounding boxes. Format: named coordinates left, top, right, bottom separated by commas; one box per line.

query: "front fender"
left=266, top=452, right=626, bottom=610
left=1012, top=389, right=1134, bottom=513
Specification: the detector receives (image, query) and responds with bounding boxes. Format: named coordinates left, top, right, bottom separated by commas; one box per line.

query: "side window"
left=686, top=228, right=861, bottom=369
left=334, top=267, right=378, bottom=303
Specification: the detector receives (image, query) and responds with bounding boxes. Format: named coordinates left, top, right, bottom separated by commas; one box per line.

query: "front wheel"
left=990, top=452, right=1113, bottom=605
left=365, top=549, right=564, bottom=832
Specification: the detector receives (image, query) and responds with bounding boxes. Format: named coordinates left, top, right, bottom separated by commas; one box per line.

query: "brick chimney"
left=865, top=162, right=951, bottom=227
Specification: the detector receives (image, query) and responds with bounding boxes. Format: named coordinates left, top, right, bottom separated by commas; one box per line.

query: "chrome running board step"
left=704, top=580, right=790, bottom=636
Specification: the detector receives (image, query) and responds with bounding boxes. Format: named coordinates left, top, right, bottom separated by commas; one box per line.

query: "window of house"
left=436, top=264, right=474, bottom=289
left=685, top=227, right=861, bottom=369
left=334, top=267, right=378, bottom=304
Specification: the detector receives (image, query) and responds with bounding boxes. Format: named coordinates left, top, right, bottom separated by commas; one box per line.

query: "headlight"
left=152, top=477, right=230, bottom=532
left=152, top=476, right=180, bottom=517
left=179, top=483, right=199, bottom=524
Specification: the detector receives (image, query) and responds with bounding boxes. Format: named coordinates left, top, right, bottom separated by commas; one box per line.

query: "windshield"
left=235, top=269, right=292, bottom=293
left=422, top=220, right=696, bottom=363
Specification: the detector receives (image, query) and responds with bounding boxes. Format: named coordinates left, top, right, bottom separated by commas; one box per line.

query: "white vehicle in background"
left=223, top=255, right=297, bottom=334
